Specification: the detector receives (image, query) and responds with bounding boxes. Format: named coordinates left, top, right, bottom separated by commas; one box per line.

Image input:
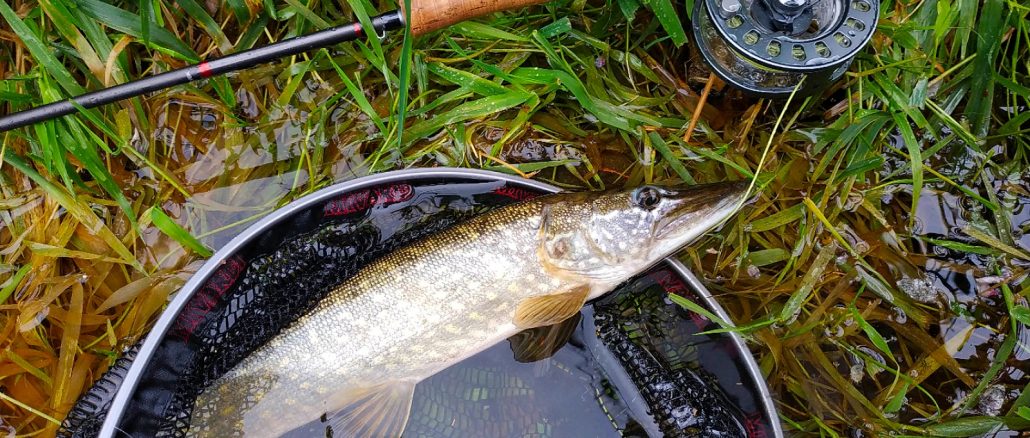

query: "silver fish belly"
left=186, top=181, right=748, bottom=437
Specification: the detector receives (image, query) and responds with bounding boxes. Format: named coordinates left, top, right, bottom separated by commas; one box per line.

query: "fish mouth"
left=654, top=180, right=751, bottom=242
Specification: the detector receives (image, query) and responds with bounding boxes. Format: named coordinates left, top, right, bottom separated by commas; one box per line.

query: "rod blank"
left=0, top=11, right=404, bottom=133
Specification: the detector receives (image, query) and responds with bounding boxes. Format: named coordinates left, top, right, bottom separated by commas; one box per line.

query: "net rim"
left=97, top=168, right=782, bottom=438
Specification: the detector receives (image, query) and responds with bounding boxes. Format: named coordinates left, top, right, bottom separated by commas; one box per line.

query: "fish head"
left=538, top=181, right=749, bottom=285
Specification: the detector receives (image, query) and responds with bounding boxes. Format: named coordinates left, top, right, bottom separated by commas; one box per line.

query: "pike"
left=186, top=181, right=749, bottom=437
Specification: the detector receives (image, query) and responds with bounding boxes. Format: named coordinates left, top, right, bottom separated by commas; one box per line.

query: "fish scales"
left=189, top=201, right=567, bottom=435
left=186, top=182, right=749, bottom=437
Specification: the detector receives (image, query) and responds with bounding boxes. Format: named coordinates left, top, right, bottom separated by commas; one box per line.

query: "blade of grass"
left=961, top=226, right=1030, bottom=261
left=918, top=237, right=1000, bottom=256
left=52, top=283, right=83, bottom=414
left=0, top=391, right=61, bottom=426
left=283, top=0, right=332, bottom=29
left=146, top=206, right=213, bottom=257
left=428, top=63, right=510, bottom=96
left=0, top=264, right=31, bottom=304
left=850, top=304, right=896, bottom=362
left=140, top=0, right=154, bottom=45
left=513, top=67, right=645, bottom=130
left=27, top=242, right=137, bottom=264
left=667, top=293, right=732, bottom=328
left=326, top=52, right=387, bottom=135
left=5, top=350, right=52, bottom=387
left=925, top=417, right=1004, bottom=436
left=640, top=0, right=687, bottom=45
left=2, top=153, right=141, bottom=271
left=77, top=0, right=199, bottom=62
left=1012, top=306, right=1030, bottom=326
left=347, top=0, right=389, bottom=85
left=779, top=242, right=836, bottom=323
left=225, top=0, right=252, bottom=24
left=617, top=0, right=641, bottom=20
left=59, top=116, right=136, bottom=229
left=34, top=117, right=74, bottom=192
left=391, top=0, right=415, bottom=148
left=747, top=248, right=789, bottom=266
left=484, top=159, right=577, bottom=174
left=1017, top=406, right=1030, bottom=422
left=750, top=204, right=804, bottom=232
left=648, top=132, right=695, bottom=183
left=885, top=382, right=910, bottom=415
left=38, top=0, right=104, bottom=81
left=404, top=91, right=533, bottom=146
left=890, top=111, right=923, bottom=229
left=0, top=1, right=84, bottom=96
left=964, top=0, right=1005, bottom=138
left=451, top=21, right=529, bottom=41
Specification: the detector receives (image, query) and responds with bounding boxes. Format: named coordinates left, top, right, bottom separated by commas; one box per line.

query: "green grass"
left=1, top=0, right=1029, bottom=435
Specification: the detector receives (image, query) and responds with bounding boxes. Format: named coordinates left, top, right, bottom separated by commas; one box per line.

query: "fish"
left=185, top=181, right=749, bottom=437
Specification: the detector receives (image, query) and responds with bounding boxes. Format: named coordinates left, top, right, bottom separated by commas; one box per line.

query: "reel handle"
left=405, top=0, right=549, bottom=35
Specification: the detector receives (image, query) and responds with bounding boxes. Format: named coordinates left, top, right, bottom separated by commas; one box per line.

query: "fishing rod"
left=0, top=0, right=546, bottom=133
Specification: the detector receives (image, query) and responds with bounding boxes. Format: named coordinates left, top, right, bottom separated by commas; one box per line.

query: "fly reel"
left=692, top=0, right=878, bottom=97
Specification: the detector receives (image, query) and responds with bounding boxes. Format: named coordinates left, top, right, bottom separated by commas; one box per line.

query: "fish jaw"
left=648, top=180, right=750, bottom=260
left=535, top=180, right=750, bottom=289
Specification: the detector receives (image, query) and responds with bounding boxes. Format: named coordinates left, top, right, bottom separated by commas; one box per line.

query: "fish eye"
left=632, top=186, right=662, bottom=210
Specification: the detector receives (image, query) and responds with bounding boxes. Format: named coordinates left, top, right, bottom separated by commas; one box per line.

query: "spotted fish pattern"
left=186, top=182, right=749, bottom=437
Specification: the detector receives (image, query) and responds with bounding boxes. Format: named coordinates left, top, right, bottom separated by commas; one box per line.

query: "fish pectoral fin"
left=327, top=379, right=417, bottom=438
left=508, top=312, right=582, bottom=363
left=513, top=285, right=590, bottom=329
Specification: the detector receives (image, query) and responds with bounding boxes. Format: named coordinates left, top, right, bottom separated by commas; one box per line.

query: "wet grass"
left=0, top=0, right=1028, bottom=435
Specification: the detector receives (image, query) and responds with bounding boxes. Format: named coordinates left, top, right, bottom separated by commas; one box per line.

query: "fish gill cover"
left=57, top=177, right=774, bottom=437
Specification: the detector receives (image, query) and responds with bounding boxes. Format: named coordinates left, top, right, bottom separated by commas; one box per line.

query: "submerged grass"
left=1, top=0, right=1029, bottom=436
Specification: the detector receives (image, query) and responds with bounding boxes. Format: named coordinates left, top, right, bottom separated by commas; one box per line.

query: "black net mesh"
left=593, top=284, right=747, bottom=437
left=58, top=177, right=776, bottom=438
left=59, top=343, right=141, bottom=438
left=142, top=181, right=498, bottom=437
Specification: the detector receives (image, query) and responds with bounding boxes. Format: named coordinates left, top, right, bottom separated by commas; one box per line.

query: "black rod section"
left=0, top=11, right=404, bottom=133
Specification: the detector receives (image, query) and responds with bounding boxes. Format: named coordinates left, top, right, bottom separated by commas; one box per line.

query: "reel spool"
left=692, top=0, right=878, bottom=97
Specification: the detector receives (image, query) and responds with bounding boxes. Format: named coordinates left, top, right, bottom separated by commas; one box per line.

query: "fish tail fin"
left=328, top=379, right=418, bottom=438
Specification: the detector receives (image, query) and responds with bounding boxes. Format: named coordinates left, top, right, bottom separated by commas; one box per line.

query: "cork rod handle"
left=404, top=0, right=550, bottom=36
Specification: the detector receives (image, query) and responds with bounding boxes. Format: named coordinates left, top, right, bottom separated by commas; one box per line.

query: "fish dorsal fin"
left=508, top=312, right=583, bottom=363
left=327, top=379, right=417, bottom=438
left=513, top=285, right=589, bottom=329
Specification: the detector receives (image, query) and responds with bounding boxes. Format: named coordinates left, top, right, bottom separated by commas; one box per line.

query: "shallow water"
left=126, top=94, right=1029, bottom=436
left=15, top=44, right=1024, bottom=436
